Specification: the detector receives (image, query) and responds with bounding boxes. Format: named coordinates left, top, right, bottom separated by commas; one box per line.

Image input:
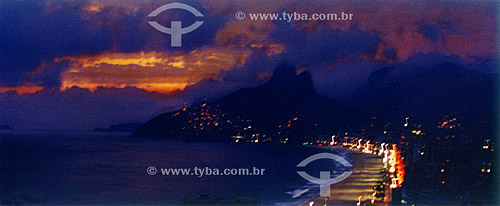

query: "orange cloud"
left=39, top=0, right=495, bottom=78
left=56, top=48, right=251, bottom=94
left=82, top=1, right=138, bottom=14
left=0, top=86, right=44, bottom=94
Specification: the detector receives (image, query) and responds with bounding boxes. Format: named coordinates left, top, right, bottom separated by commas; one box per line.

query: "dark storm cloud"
left=0, top=1, right=107, bottom=86
left=24, top=61, right=70, bottom=88
left=417, top=22, right=441, bottom=42
left=269, top=22, right=379, bottom=66
left=0, top=0, right=226, bottom=87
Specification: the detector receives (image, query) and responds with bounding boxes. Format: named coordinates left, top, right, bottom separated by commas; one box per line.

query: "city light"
left=363, top=140, right=371, bottom=153
left=379, top=143, right=386, bottom=156
left=390, top=178, right=398, bottom=188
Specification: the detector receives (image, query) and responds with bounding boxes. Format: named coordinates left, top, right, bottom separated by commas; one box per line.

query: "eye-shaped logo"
left=297, top=153, right=353, bottom=197
left=148, top=3, right=204, bottom=47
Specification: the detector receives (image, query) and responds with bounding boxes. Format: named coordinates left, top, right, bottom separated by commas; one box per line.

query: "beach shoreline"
left=304, top=147, right=385, bottom=206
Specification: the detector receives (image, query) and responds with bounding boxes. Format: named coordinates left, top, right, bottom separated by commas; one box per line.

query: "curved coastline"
left=304, top=147, right=385, bottom=206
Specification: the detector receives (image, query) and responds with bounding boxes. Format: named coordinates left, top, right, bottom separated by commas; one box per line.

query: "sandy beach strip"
left=305, top=149, right=385, bottom=206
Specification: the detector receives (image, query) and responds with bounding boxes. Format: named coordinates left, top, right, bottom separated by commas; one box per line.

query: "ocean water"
left=0, top=131, right=350, bottom=205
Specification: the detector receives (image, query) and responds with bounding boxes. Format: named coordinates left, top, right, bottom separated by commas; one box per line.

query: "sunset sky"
left=0, top=0, right=498, bottom=129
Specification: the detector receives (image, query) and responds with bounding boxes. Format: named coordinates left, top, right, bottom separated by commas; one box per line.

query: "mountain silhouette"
left=132, top=63, right=372, bottom=142
left=343, top=62, right=497, bottom=136
left=93, top=122, right=143, bottom=133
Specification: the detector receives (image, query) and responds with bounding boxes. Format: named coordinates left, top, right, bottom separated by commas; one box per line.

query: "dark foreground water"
left=0, top=131, right=350, bottom=205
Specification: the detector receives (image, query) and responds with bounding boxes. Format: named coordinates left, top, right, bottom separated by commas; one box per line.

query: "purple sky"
left=0, top=0, right=498, bottom=129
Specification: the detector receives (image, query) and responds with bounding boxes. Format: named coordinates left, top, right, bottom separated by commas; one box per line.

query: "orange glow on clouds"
left=56, top=48, right=251, bottom=94
left=0, top=86, right=44, bottom=94
left=82, top=1, right=138, bottom=14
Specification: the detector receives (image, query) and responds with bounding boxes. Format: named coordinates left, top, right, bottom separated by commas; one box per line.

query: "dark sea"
left=0, top=131, right=350, bottom=206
